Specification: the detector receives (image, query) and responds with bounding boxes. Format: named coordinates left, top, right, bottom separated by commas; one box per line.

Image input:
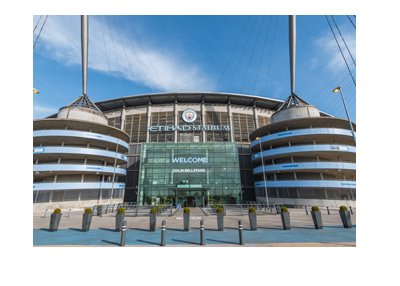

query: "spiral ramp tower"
left=33, top=96, right=129, bottom=211
left=250, top=100, right=356, bottom=208
left=33, top=16, right=129, bottom=211
left=249, top=16, right=356, bottom=208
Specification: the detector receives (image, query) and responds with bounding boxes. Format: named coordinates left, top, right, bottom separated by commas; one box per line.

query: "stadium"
left=32, top=16, right=356, bottom=211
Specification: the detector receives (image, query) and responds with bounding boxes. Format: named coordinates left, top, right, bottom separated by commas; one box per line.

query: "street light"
left=332, top=86, right=356, bottom=144
left=256, top=137, right=269, bottom=207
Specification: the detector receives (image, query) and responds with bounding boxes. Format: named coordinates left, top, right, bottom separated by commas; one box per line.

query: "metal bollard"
left=238, top=220, right=245, bottom=245
left=120, top=220, right=127, bottom=246
left=326, top=206, right=330, bottom=215
left=200, top=219, right=205, bottom=246
left=305, top=206, right=309, bottom=215
left=161, top=220, right=166, bottom=246
left=349, top=206, right=353, bottom=215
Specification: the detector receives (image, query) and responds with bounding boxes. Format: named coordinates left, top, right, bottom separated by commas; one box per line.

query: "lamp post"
left=256, top=137, right=269, bottom=207
left=332, top=86, right=356, bottom=144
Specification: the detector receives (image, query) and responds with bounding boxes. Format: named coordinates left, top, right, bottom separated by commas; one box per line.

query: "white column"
left=253, top=105, right=259, bottom=129
left=227, top=101, right=234, bottom=142
left=146, top=103, right=151, bottom=143
left=120, top=105, right=126, bottom=131
left=201, top=100, right=206, bottom=142
left=174, top=101, right=178, bottom=142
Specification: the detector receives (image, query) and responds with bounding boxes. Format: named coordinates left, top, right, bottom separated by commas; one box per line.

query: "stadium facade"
left=33, top=91, right=356, bottom=210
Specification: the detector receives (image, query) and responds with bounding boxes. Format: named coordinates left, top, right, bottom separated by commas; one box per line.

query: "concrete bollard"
left=161, top=220, right=166, bottom=246
left=326, top=206, right=330, bottom=215
left=120, top=220, right=127, bottom=246
left=238, top=220, right=244, bottom=245
left=200, top=219, right=205, bottom=246
left=305, top=206, right=309, bottom=215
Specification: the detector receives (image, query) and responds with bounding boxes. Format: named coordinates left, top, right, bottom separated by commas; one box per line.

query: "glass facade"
left=138, top=142, right=241, bottom=206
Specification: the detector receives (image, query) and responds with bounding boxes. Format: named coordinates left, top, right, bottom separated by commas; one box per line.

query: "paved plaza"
left=33, top=207, right=356, bottom=246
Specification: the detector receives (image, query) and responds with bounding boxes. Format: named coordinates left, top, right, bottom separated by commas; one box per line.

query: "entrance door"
left=186, top=196, right=196, bottom=207
left=173, top=190, right=206, bottom=207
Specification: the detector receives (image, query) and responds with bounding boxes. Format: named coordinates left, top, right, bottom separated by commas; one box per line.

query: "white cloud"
left=33, top=103, right=58, bottom=119
left=312, top=24, right=356, bottom=74
left=33, top=16, right=214, bottom=91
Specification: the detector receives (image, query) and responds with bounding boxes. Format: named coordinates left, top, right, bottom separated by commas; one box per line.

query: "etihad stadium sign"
left=148, top=108, right=231, bottom=132
left=148, top=125, right=231, bottom=132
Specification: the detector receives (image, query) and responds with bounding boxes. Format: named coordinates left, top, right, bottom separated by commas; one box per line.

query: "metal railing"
left=93, top=203, right=174, bottom=217
left=204, top=204, right=274, bottom=216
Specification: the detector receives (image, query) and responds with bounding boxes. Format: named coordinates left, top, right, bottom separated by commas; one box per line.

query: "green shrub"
left=150, top=207, right=158, bottom=214
left=117, top=207, right=125, bottom=214
left=248, top=207, right=256, bottom=213
left=339, top=206, right=348, bottom=211
left=216, top=207, right=224, bottom=214
left=311, top=206, right=320, bottom=212
left=53, top=208, right=61, bottom=214
left=280, top=206, right=288, bottom=212
left=84, top=208, right=92, bottom=214
left=183, top=207, right=190, bottom=214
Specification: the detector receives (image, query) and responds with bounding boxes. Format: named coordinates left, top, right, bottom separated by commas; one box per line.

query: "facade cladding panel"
left=138, top=142, right=241, bottom=206
left=98, top=93, right=283, bottom=204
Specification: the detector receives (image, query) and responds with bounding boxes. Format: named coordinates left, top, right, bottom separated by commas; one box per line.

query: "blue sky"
left=33, top=15, right=356, bottom=121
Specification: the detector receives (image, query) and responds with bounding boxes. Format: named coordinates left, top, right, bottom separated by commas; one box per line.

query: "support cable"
left=33, top=15, right=43, bottom=33
left=251, top=16, right=272, bottom=94
left=112, top=18, right=139, bottom=90
left=331, top=16, right=356, bottom=67
left=99, top=16, right=118, bottom=97
left=347, top=15, right=356, bottom=30
left=125, top=18, right=160, bottom=90
left=240, top=16, right=266, bottom=91
left=228, top=17, right=258, bottom=90
left=33, top=15, right=48, bottom=49
left=325, top=16, right=356, bottom=86
left=126, top=18, right=165, bottom=90
left=213, top=16, right=251, bottom=91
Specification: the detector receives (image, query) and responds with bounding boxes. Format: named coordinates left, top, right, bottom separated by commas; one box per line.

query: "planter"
left=280, top=211, right=291, bottom=230
left=82, top=213, right=92, bottom=232
left=115, top=213, right=125, bottom=231
left=183, top=212, right=190, bottom=231
left=149, top=212, right=157, bottom=232
left=217, top=212, right=224, bottom=231
left=339, top=210, right=352, bottom=228
left=49, top=213, right=62, bottom=231
left=311, top=211, right=323, bottom=229
left=248, top=212, right=257, bottom=231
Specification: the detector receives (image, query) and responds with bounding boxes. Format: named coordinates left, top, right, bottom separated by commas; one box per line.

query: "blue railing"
left=250, top=128, right=355, bottom=148
left=253, top=162, right=356, bottom=174
left=33, top=129, right=129, bottom=150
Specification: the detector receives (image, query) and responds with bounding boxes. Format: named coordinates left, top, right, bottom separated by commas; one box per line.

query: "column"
left=120, top=105, right=126, bottom=131
left=146, top=102, right=151, bottom=143
left=227, top=100, right=234, bottom=142
left=174, top=100, right=178, bottom=142
left=253, top=105, right=259, bottom=130
left=201, top=99, right=206, bottom=142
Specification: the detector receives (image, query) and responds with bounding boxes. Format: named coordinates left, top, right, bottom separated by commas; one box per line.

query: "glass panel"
left=138, top=142, right=241, bottom=205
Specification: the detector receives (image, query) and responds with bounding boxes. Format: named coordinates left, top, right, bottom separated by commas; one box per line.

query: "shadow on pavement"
left=39, top=228, right=52, bottom=232
left=257, top=227, right=283, bottom=230
left=129, top=227, right=151, bottom=232
left=206, top=238, right=237, bottom=245
left=101, top=240, right=120, bottom=246
left=167, top=228, right=187, bottom=232
left=171, top=239, right=199, bottom=245
left=136, top=239, right=160, bottom=246
left=205, top=228, right=223, bottom=232
left=98, top=227, right=116, bottom=232
left=69, top=228, right=83, bottom=232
